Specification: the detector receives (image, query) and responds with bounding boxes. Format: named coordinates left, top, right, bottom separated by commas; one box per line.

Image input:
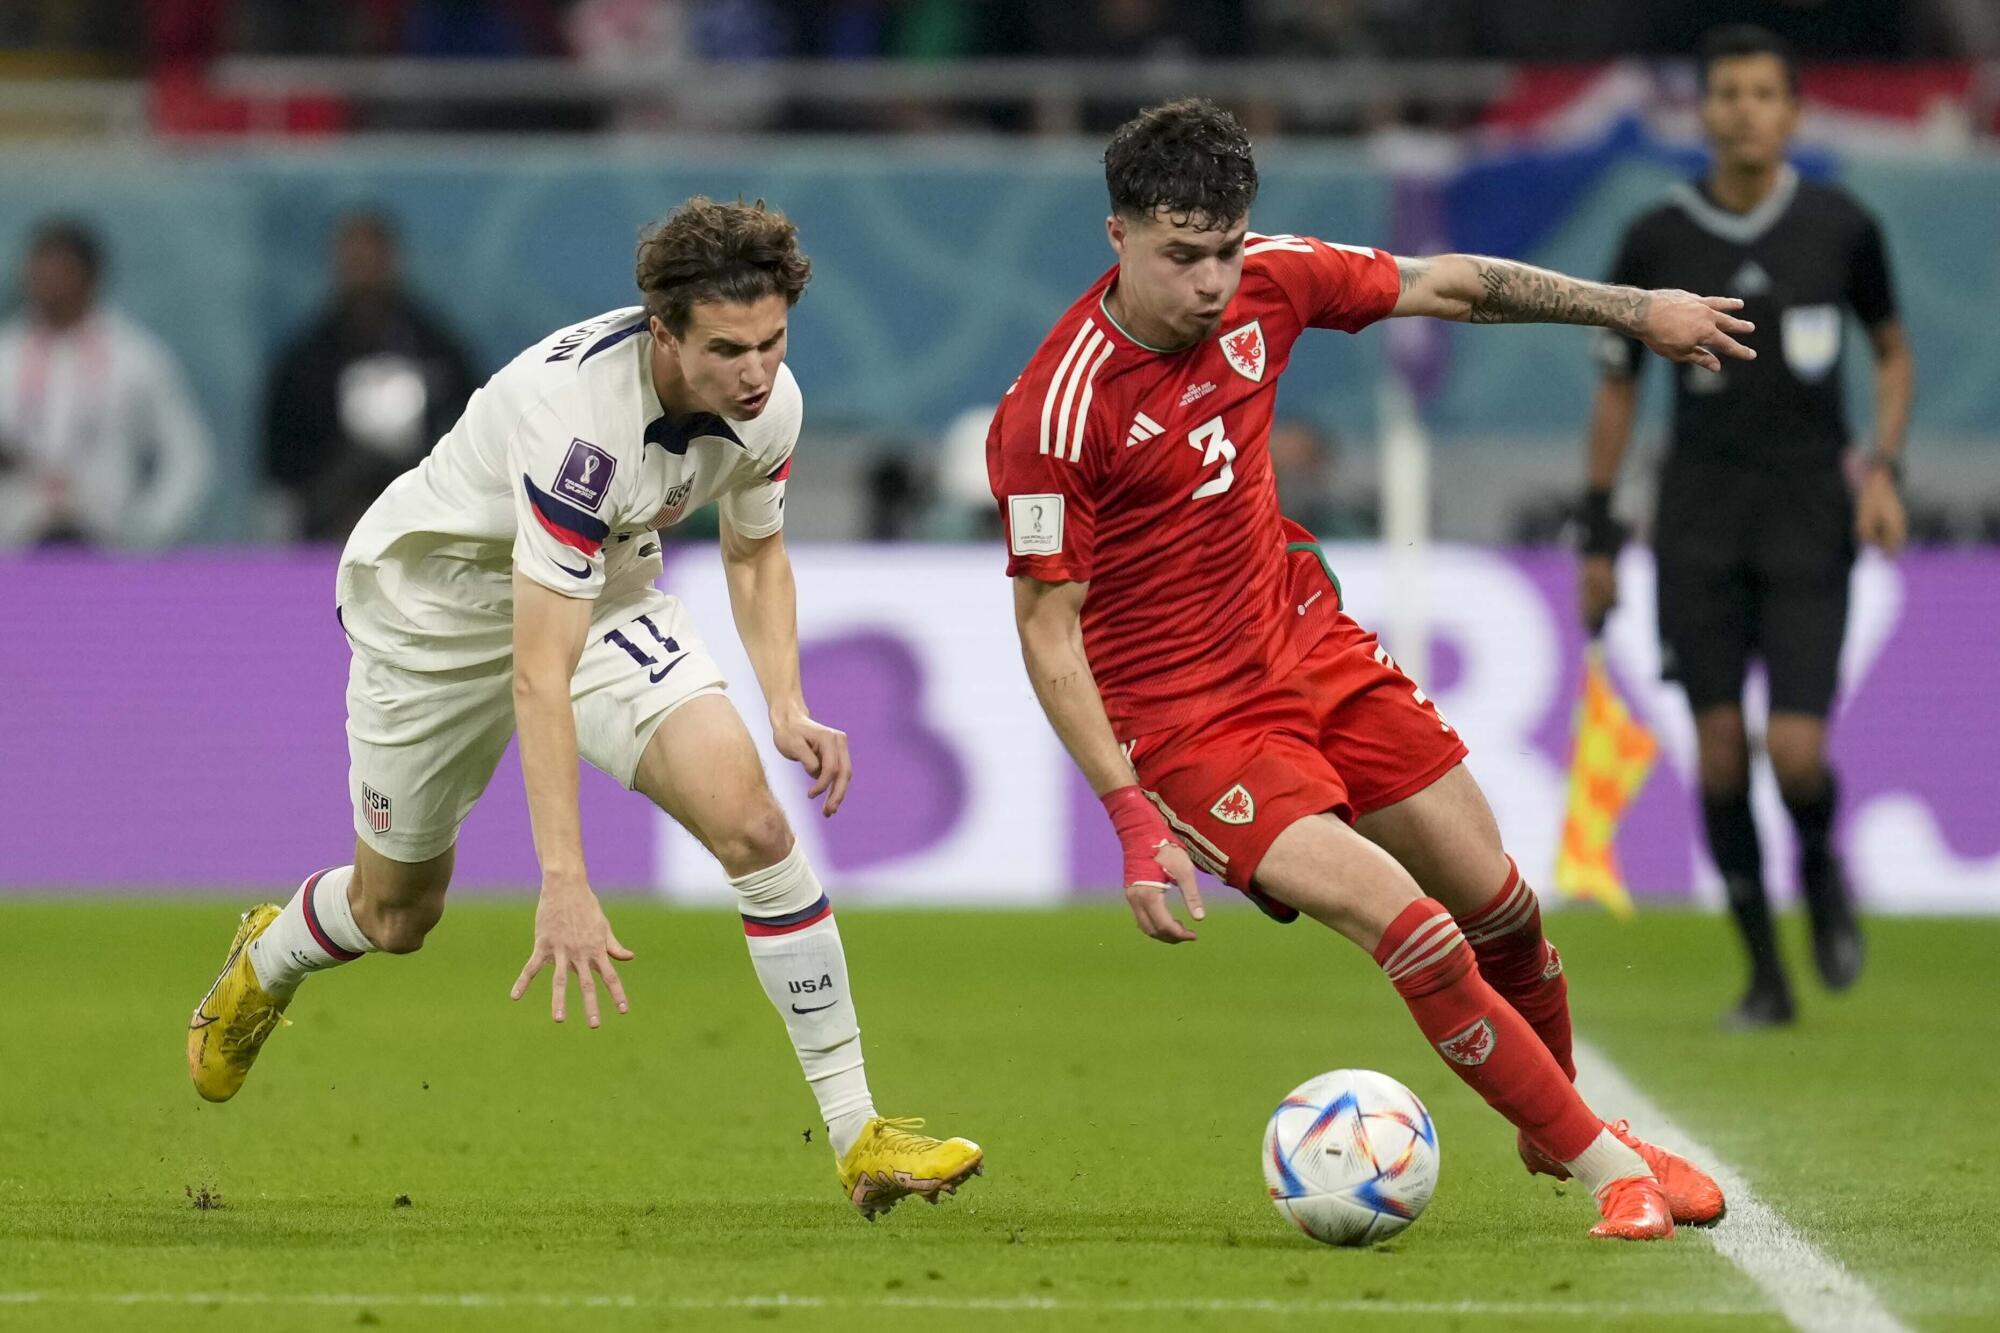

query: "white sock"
left=1563, top=1127, right=1652, bottom=1197
left=247, top=866, right=375, bottom=998
left=733, top=843, right=877, bottom=1159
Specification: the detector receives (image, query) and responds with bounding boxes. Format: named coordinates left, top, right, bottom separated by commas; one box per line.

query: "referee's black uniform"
left=1593, top=164, right=1898, bottom=1021
left=1598, top=166, right=1894, bottom=717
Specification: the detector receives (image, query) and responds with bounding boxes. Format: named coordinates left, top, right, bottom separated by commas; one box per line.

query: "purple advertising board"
left=2, top=546, right=1994, bottom=911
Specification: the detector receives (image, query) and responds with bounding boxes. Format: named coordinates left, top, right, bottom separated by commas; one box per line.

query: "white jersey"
left=337, top=305, right=800, bottom=670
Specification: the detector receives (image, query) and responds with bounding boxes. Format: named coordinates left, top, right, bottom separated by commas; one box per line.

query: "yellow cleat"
left=836, top=1116, right=984, bottom=1220
left=186, top=904, right=291, bottom=1103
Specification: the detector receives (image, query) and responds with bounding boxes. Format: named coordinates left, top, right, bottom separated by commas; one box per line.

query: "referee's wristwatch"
left=1864, top=452, right=1903, bottom=487
left=1578, top=487, right=1627, bottom=558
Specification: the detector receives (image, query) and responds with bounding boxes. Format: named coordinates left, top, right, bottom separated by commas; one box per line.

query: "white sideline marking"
left=0, top=1291, right=1770, bottom=1319
left=1574, top=1038, right=1911, bottom=1333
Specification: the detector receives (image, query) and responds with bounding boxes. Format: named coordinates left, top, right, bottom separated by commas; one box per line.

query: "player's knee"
left=1769, top=751, right=1827, bottom=805
left=712, top=792, right=793, bottom=876
left=1695, top=730, right=1750, bottom=797
left=369, top=896, right=445, bottom=954
left=351, top=867, right=448, bottom=953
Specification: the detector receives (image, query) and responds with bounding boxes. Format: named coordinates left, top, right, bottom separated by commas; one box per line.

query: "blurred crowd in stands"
left=6, top=0, right=1996, bottom=68
left=7, top=211, right=1992, bottom=551
left=3, top=4, right=1998, bottom=547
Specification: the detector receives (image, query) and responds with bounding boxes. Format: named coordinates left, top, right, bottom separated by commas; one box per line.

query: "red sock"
left=1459, top=858, right=1575, bottom=1081
left=1375, top=897, right=1601, bottom=1162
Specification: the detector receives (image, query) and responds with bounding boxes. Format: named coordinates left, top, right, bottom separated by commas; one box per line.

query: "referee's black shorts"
left=1653, top=458, right=1855, bottom=719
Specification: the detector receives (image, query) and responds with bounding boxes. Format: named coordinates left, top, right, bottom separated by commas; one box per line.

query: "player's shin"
left=1459, top=858, right=1574, bottom=1080
left=734, top=842, right=877, bottom=1158
left=1375, top=899, right=1647, bottom=1195
left=246, top=866, right=377, bottom=998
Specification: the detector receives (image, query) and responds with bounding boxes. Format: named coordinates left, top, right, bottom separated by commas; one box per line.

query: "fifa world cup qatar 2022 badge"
left=1008, top=494, right=1064, bottom=556
left=1219, top=320, right=1266, bottom=383
left=555, top=438, right=617, bottom=512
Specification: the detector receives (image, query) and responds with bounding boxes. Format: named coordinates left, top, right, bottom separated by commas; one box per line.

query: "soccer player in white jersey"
left=187, top=197, right=981, bottom=1218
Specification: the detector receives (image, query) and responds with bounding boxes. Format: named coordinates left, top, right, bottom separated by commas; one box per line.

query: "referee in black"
left=1579, top=26, right=1915, bottom=1029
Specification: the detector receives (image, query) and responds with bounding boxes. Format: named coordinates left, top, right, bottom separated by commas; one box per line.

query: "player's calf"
left=1459, top=857, right=1575, bottom=1081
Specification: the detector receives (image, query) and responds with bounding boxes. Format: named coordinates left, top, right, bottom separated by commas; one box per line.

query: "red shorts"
left=1124, top=598, right=1468, bottom=896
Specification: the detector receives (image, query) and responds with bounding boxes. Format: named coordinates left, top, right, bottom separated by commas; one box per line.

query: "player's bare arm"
left=1391, top=254, right=1756, bottom=374
left=1858, top=319, right=1915, bottom=554
left=1011, top=575, right=1203, bottom=943
left=507, top=567, right=634, bottom=1027
left=720, top=518, right=852, bottom=816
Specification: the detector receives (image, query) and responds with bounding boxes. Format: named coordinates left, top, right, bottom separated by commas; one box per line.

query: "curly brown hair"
left=634, top=196, right=812, bottom=336
left=1104, top=98, right=1258, bottom=232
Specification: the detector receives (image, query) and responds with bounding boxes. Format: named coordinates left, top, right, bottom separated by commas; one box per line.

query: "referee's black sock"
left=1702, top=791, right=1786, bottom=993
left=1783, top=771, right=1838, bottom=880
left=1785, top=770, right=1864, bottom=990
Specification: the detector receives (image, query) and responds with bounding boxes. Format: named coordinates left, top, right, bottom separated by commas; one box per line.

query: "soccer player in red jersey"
left=988, top=100, right=1746, bottom=1240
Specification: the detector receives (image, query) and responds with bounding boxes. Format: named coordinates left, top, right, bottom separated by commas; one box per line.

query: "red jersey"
left=987, top=233, right=1400, bottom=735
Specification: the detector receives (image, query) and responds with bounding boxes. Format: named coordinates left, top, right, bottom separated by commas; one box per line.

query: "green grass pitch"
left=1, top=901, right=1994, bottom=1332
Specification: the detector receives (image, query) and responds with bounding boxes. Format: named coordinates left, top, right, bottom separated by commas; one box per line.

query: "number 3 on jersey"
left=1187, top=415, right=1237, bottom=500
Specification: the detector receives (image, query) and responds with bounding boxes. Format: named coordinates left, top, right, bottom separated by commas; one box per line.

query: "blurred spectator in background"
left=567, top=0, right=793, bottom=130
left=1270, top=416, right=1375, bottom=539
left=930, top=401, right=1002, bottom=539
left=0, top=220, right=217, bottom=548
left=793, top=0, right=978, bottom=59
left=396, top=0, right=566, bottom=57
left=262, top=211, right=479, bottom=541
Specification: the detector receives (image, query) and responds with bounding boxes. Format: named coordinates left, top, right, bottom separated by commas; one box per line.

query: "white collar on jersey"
left=1098, top=290, right=1197, bottom=355
left=1670, top=164, right=1800, bottom=246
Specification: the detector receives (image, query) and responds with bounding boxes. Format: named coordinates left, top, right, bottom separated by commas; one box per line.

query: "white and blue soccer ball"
left=1262, top=1068, right=1439, bottom=1246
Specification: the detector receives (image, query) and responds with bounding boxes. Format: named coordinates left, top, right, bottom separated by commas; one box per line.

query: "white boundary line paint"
left=1573, top=1038, right=1911, bottom=1333
left=0, top=1291, right=1770, bottom=1319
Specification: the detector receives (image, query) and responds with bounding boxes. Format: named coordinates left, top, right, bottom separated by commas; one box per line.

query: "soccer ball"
left=1262, top=1068, right=1439, bottom=1246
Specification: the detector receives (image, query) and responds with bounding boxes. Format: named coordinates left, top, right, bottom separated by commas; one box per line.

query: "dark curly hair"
left=635, top=196, right=812, bottom=336
left=1104, top=98, right=1258, bottom=232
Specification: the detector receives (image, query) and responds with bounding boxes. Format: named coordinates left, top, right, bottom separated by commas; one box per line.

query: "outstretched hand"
left=1637, top=292, right=1756, bottom=373
left=510, top=882, right=633, bottom=1027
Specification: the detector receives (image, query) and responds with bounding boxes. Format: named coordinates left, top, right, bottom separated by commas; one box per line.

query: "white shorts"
left=344, top=584, right=726, bottom=863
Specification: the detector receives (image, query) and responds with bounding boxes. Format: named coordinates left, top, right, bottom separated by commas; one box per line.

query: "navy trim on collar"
left=578, top=318, right=648, bottom=364
left=644, top=412, right=745, bottom=456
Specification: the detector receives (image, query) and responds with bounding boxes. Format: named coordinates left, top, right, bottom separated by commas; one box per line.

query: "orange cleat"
left=1589, top=1176, right=1675, bottom=1240
left=1518, top=1123, right=1726, bottom=1226
left=1608, top=1121, right=1725, bottom=1225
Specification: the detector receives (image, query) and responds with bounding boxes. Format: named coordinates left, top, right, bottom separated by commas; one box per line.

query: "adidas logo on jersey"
left=1126, top=412, right=1165, bottom=447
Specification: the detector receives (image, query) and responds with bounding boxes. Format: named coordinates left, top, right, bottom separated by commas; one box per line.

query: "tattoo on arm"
left=1462, top=257, right=1651, bottom=332
left=1396, top=255, right=1431, bottom=297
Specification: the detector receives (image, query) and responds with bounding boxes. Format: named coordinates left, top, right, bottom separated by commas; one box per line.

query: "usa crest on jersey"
left=362, top=783, right=393, bottom=834
left=1219, top=320, right=1267, bottom=383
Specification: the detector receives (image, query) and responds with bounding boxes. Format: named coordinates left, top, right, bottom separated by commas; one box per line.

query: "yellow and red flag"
left=1555, top=648, right=1657, bottom=919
